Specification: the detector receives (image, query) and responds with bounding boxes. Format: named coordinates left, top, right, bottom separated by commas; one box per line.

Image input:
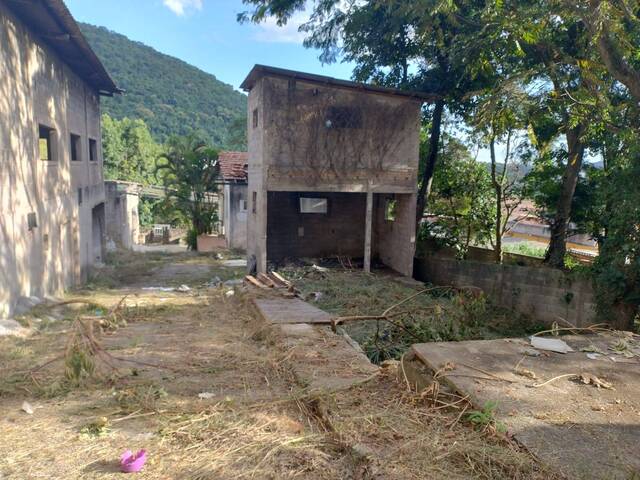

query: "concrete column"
left=364, top=189, right=373, bottom=273
left=258, top=189, right=268, bottom=274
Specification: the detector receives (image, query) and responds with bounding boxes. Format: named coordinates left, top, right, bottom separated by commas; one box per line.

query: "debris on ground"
left=530, top=336, right=574, bottom=353
left=222, top=259, right=247, bottom=268
left=411, top=333, right=640, bottom=479
left=21, top=401, right=34, bottom=415
left=0, top=319, right=30, bottom=337
left=579, top=373, right=614, bottom=389
left=0, top=251, right=561, bottom=479
left=120, top=449, right=147, bottom=473
left=279, top=263, right=543, bottom=364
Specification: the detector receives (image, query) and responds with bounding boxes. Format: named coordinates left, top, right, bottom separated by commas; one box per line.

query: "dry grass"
left=0, top=251, right=558, bottom=479
left=280, top=265, right=544, bottom=363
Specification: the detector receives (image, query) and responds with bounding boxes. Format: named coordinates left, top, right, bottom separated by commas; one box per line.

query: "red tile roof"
left=218, top=151, right=248, bottom=183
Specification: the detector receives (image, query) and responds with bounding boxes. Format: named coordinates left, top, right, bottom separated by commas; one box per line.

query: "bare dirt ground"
left=0, top=251, right=560, bottom=479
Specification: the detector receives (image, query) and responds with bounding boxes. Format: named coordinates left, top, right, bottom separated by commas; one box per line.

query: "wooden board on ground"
left=253, top=297, right=333, bottom=325
left=411, top=333, right=640, bottom=480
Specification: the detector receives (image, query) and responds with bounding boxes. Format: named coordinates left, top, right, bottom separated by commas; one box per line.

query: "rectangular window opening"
left=77, top=188, right=83, bottom=205
left=385, top=198, right=397, bottom=222
left=252, top=191, right=257, bottom=214
left=39, top=124, right=55, bottom=161
left=89, top=138, right=98, bottom=161
left=70, top=133, right=81, bottom=161
left=27, top=212, right=38, bottom=230
left=239, top=198, right=247, bottom=212
left=252, top=108, right=258, bottom=129
left=300, top=197, right=328, bottom=214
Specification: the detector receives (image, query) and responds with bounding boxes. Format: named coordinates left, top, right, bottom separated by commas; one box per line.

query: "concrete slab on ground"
left=275, top=322, right=379, bottom=392
left=252, top=296, right=378, bottom=393
left=254, top=297, right=333, bottom=325
left=412, top=333, right=640, bottom=480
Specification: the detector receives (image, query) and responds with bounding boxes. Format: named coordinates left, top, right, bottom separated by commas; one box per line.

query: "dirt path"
left=0, top=251, right=558, bottom=479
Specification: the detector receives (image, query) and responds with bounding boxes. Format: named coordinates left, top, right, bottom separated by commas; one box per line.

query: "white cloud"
left=253, top=12, right=308, bottom=44
left=163, top=0, right=203, bottom=16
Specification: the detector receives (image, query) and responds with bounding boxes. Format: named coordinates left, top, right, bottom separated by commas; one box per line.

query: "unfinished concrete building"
left=0, top=0, right=119, bottom=317
left=241, top=65, right=431, bottom=277
left=105, top=181, right=141, bottom=250
left=218, top=151, right=248, bottom=251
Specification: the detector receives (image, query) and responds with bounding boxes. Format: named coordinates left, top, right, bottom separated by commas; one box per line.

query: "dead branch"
left=331, top=286, right=454, bottom=331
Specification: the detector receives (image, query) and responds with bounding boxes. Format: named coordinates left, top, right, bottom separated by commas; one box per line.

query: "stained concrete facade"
left=0, top=1, right=118, bottom=317
left=105, top=181, right=140, bottom=250
left=241, top=65, right=428, bottom=276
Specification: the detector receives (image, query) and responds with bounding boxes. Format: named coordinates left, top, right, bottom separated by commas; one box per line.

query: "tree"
left=224, top=116, right=248, bottom=151
left=569, top=0, right=640, bottom=103
left=239, top=0, right=501, bottom=232
left=156, top=136, right=220, bottom=250
left=423, top=135, right=495, bottom=257
left=102, top=114, right=161, bottom=185
left=469, top=83, right=531, bottom=263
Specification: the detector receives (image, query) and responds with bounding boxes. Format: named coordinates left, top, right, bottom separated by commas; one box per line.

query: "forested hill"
left=80, top=23, right=246, bottom=146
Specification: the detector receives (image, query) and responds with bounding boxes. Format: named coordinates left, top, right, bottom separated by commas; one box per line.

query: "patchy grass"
left=280, top=265, right=544, bottom=363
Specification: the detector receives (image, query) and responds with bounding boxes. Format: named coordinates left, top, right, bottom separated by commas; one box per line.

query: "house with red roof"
left=218, top=151, right=248, bottom=250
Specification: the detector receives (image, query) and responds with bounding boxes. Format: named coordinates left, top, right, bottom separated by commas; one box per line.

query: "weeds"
left=467, top=401, right=507, bottom=434
left=115, top=383, right=168, bottom=413
left=284, top=265, right=540, bottom=364
left=79, top=417, right=111, bottom=437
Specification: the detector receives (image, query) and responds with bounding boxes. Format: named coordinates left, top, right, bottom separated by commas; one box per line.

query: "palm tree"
left=156, top=135, right=220, bottom=249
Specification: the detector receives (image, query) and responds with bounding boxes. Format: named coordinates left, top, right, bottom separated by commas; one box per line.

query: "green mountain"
left=79, top=23, right=246, bottom=146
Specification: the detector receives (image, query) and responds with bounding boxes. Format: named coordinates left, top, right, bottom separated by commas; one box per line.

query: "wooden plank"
left=257, top=273, right=276, bottom=288
left=244, top=275, right=268, bottom=289
left=270, top=271, right=292, bottom=287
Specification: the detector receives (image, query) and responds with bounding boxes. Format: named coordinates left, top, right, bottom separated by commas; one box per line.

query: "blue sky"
left=65, top=0, right=354, bottom=91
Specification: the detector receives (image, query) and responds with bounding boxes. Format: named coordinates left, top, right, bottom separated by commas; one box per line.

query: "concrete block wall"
left=266, top=192, right=367, bottom=261
left=414, top=256, right=597, bottom=327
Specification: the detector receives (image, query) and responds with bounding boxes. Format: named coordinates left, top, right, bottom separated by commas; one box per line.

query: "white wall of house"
left=223, top=183, right=248, bottom=250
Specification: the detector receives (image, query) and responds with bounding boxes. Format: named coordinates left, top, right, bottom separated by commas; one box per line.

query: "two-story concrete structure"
left=0, top=0, right=119, bottom=317
left=241, top=65, right=432, bottom=276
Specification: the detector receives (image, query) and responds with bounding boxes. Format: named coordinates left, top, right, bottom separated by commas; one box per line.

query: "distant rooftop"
left=240, top=65, right=438, bottom=102
left=218, top=151, right=248, bottom=183
left=4, top=0, right=120, bottom=95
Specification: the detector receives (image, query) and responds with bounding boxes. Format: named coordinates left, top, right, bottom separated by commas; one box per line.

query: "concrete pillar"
left=258, top=189, right=268, bottom=274
left=364, top=189, right=373, bottom=273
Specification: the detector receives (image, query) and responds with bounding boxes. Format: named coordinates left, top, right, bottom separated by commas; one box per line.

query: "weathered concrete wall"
left=223, top=183, right=247, bottom=250
left=414, top=256, right=597, bottom=327
left=374, top=193, right=417, bottom=277
left=247, top=78, right=267, bottom=272
left=267, top=192, right=367, bottom=261
left=261, top=76, right=421, bottom=194
left=105, top=181, right=140, bottom=250
left=0, top=4, right=105, bottom=317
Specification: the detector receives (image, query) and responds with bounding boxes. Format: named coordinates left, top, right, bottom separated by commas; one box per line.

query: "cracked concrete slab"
left=412, top=333, right=640, bottom=479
